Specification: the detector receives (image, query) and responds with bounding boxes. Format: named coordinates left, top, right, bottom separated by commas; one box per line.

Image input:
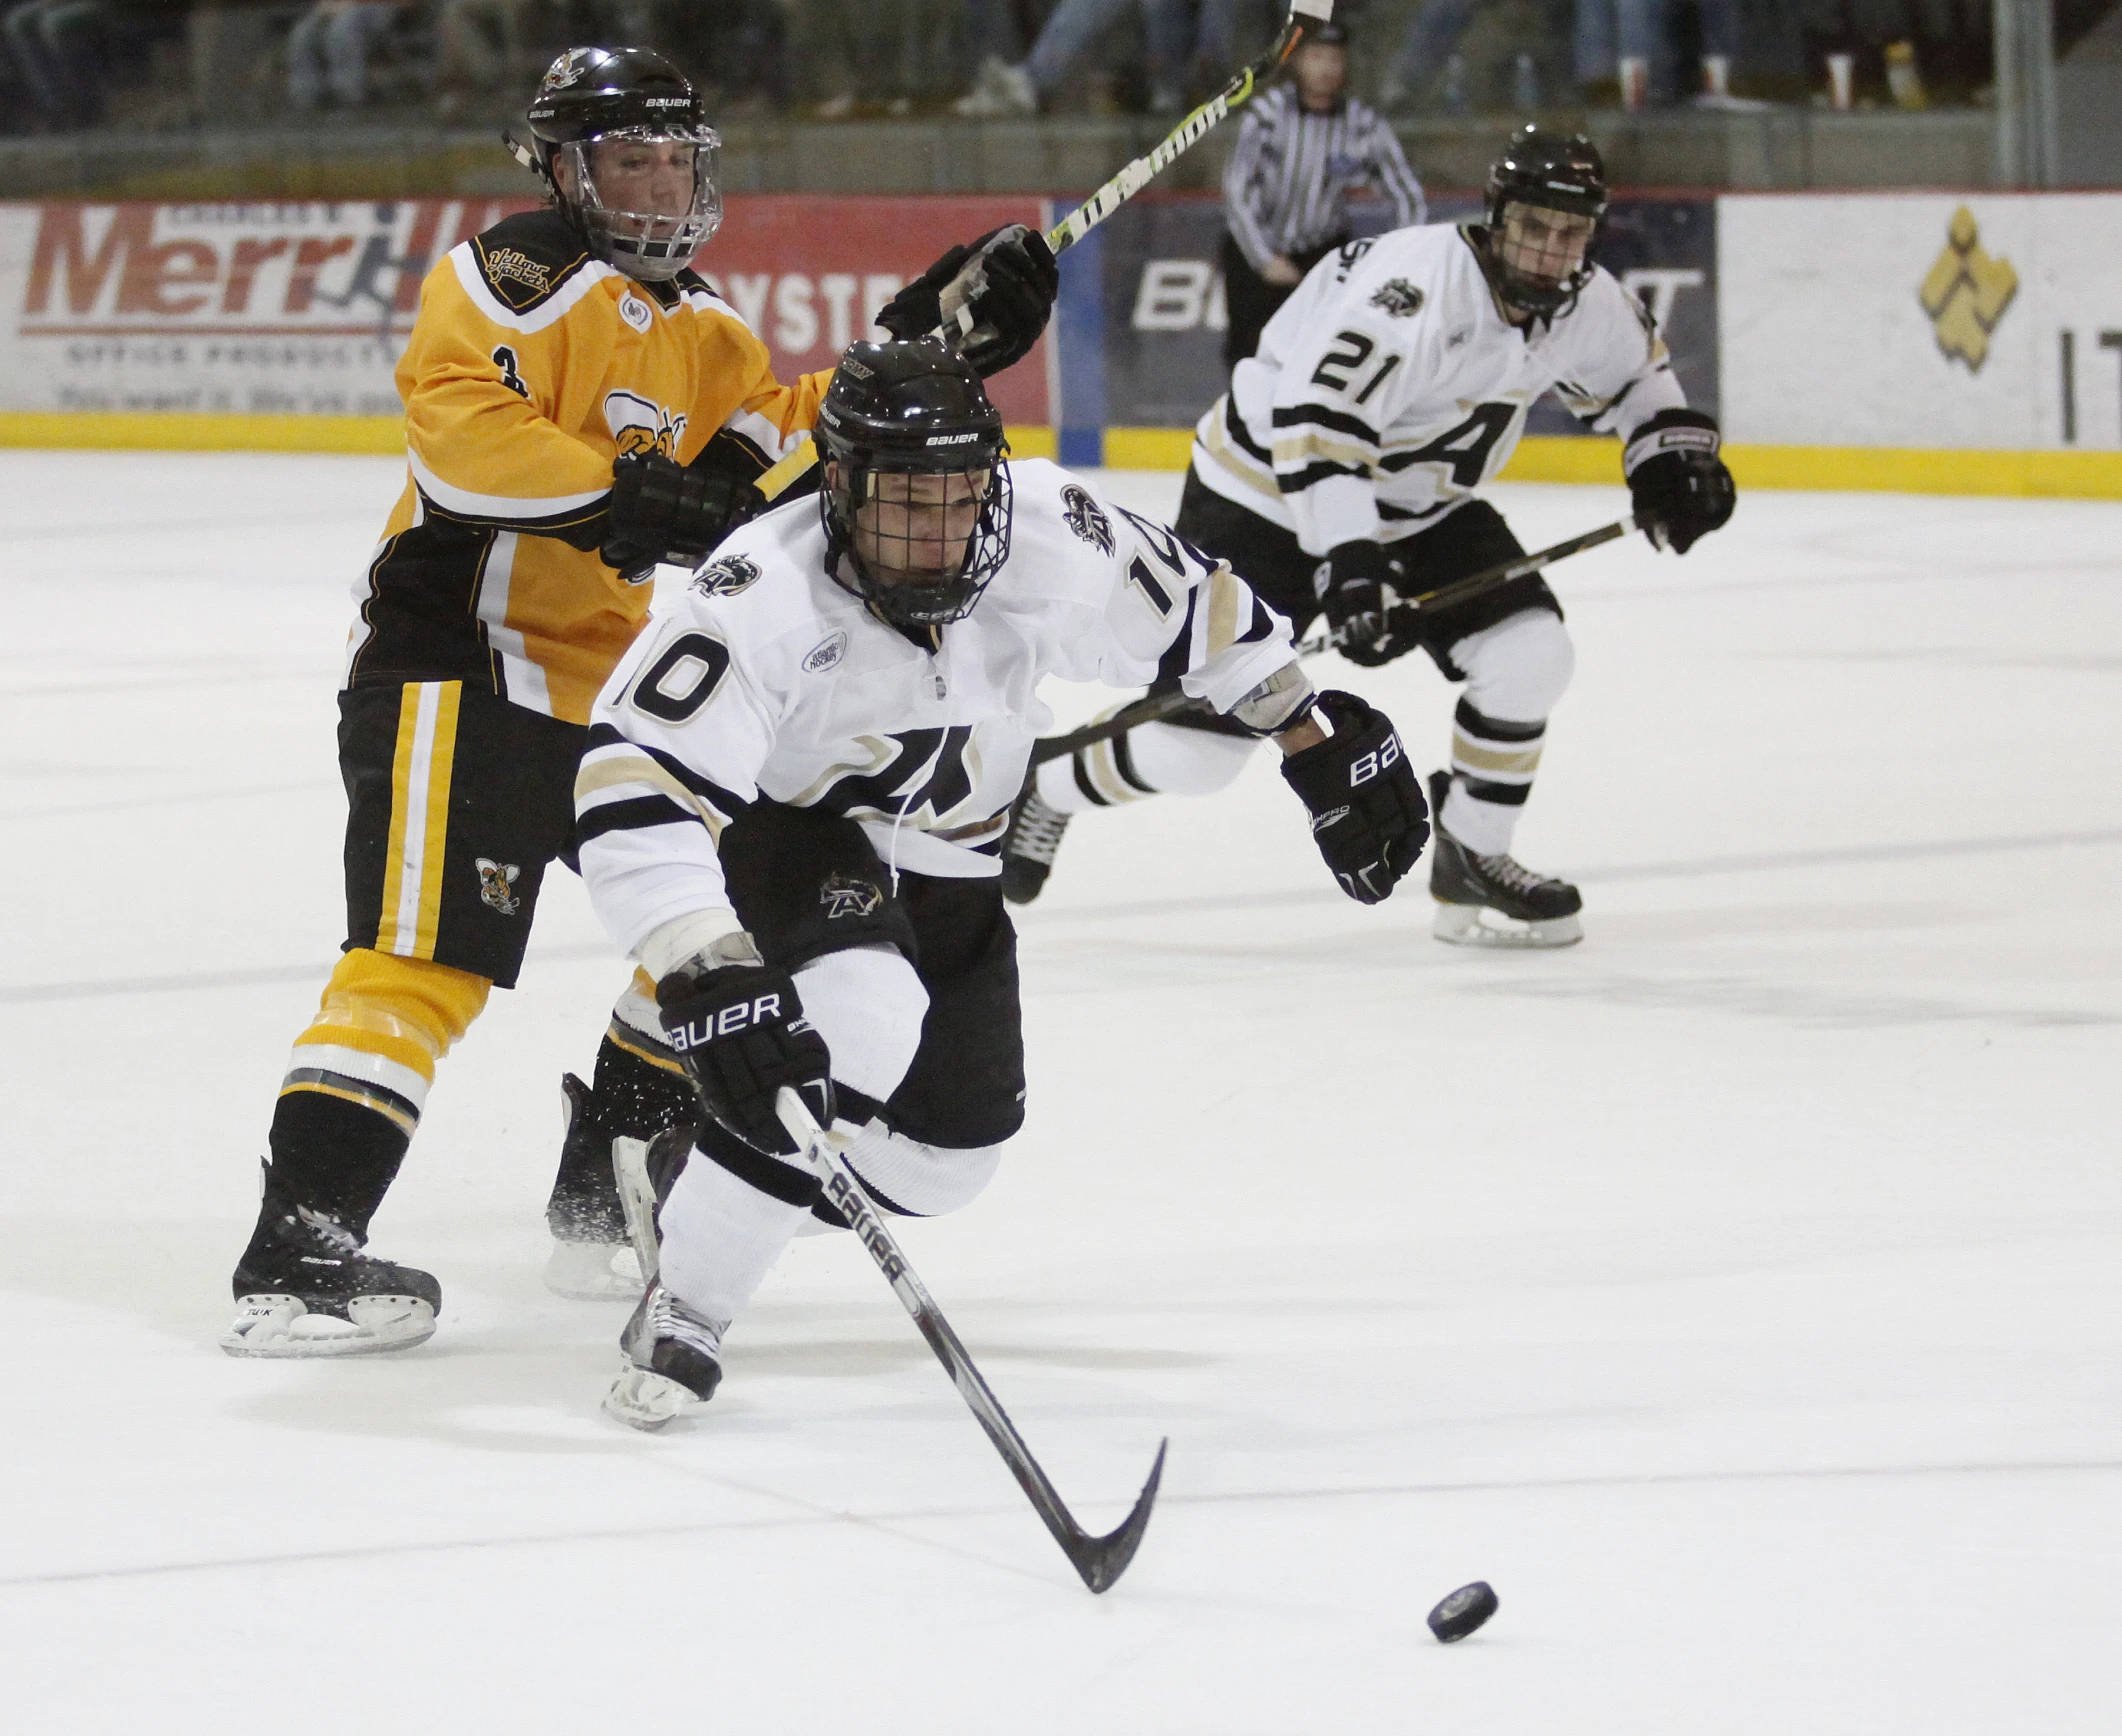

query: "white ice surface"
left=1, top=452, right=2118, bottom=1731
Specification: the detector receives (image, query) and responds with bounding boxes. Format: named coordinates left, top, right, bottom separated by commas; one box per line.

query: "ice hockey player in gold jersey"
left=222, top=44, right=1058, bottom=1357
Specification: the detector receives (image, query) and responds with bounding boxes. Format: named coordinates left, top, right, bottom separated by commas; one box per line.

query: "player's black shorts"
left=1173, top=469, right=1562, bottom=680
left=717, top=799, right=1026, bottom=1152
left=339, top=681, right=584, bottom=990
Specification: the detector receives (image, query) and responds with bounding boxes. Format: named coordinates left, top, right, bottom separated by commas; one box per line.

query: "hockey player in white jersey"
left=574, top=338, right=1430, bottom=1425
left=1002, top=126, right=1736, bottom=946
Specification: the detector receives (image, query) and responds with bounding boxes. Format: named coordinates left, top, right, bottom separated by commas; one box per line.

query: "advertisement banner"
left=1717, top=193, right=2122, bottom=451
left=0, top=195, right=1052, bottom=427
left=1089, top=192, right=1719, bottom=434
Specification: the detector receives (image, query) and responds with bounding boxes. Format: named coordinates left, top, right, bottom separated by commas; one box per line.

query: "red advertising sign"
left=0, top=195, right=1053, bottom=424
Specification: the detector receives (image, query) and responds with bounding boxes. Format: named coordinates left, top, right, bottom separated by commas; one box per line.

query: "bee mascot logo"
left=476, top=857, right=522, bottom=916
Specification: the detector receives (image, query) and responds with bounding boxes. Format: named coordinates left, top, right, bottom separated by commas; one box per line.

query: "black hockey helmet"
left=1481, top=125, right=1609, bottom=317
left=508, top=46, right=721, bottom=281
left=816, top=338, right=1012, bottom=630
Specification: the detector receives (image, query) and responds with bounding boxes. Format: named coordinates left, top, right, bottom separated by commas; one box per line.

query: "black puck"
left=1426, top=1580, right=1499, bottom=1643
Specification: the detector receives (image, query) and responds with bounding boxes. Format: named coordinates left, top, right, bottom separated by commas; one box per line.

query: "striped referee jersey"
left=1222, top=83, right=1426, bottom=270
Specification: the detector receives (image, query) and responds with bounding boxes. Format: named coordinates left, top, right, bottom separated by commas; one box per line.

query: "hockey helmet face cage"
left=525, top=46, right=722, bottom=281
left=1483, top=126, right=1608, bottom=317
left=817, top=339, right=1012, bottom=630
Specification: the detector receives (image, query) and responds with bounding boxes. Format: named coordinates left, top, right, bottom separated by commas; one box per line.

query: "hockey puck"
left=1426, top=1580, right=1499, bottom=1643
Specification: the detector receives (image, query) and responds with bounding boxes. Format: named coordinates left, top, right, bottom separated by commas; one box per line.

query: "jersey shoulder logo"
left=803, top=629, right=848, bottom=674
left=692, top=553, right=762, bottom=599
left=819, top=873, right=882, bottom=919
left=1060, top=484, right=1114, bottom=555
left=473, top=213, right=593, bottom=314
left=1370, top=278, right=1425, bottom=318
left=475, top=857, right=522, bottom=915
left=1333, top=236, right=1377, bottom=281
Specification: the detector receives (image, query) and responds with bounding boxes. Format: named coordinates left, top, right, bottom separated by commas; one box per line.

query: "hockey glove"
left=1280, top=690, right=1430, bottom=905
left=1320, top=540, right=1420, bottom=668
left=657, top=936, right=834, bottom=1158
left=601, top=449, right=759, bottom=584
left=878, top=224, right=1060, bottom=378
left=1624, top=408, right=1735, bottom=555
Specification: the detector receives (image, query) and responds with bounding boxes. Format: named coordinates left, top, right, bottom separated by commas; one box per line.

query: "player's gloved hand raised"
left=601, top=448, right=758, bottom=583
left=1320, top=540, right=1421, bottom=668
left=1624, top=408, right=1735, bottom=555
left=878, top=225, right=1059, bottom=379
left=657, top=935, right=834, bottom=1157
left=1281, top=690, right=1430, bottom=905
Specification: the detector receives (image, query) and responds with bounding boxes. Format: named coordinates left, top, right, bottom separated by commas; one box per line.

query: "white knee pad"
left=1120, top=720, right=1259, bottom=797
left=840, top=1119, right=1006, bottom=1217
left=791, top=945, right=928, bottom=1105
left=1450, top=610, right=1576, bottom=722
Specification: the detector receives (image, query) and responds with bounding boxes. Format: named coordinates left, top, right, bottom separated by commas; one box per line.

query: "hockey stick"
left=746, top=0, right=1337, bottom=508
left=773, top=1088, right=1168, bottom=1594
left=1028, top=514, right=1635, bottom=766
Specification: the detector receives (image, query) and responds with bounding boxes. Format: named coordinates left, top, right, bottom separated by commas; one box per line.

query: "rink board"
left=2, top=191, right=2121, bottom=495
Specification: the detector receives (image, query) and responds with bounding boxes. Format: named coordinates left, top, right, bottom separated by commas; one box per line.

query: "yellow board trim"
left=0, top=411, right=405, bottom=454
left=8, top=410, right=2118, bottom=498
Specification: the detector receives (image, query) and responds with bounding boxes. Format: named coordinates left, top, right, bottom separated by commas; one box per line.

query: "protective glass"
left=560, top=126, right=722, bottom=281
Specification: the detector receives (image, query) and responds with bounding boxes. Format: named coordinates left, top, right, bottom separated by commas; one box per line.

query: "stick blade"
left=1065, top=1438, right=1168, bottom=1594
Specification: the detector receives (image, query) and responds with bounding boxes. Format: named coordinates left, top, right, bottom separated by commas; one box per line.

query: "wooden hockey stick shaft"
left=773, top=1088, right=1168, bottom=1594
left=747, top=0, right=1335, bottom=507
left=1028, top=514, right=1635, bottom=766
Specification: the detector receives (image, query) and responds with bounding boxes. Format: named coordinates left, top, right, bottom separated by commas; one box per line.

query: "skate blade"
left=1432, top=901, right=1584, bottom=950
left=603, top=1365, right=704, bottom=1432
left=611, top=1136, right=664, bottom=1286
left=220, top=1293, right=437, bottom=1358
left=543, top=1238, right=645, bottom=1301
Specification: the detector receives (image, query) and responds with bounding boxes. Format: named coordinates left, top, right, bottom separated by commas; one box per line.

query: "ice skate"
left=604, top=1281, right=725, bottom=1431
left=612, top=1125, right=693, bottom=1287
left=1000, top=784, right=1071, bottom=905
left=1428, top=770, right=1583, bottom=949
left=543, top=1073, right=645, bottom=1300
left=222, top=1202, right=440, bottom=1358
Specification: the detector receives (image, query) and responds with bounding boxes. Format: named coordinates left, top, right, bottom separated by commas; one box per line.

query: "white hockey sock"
left=1444, top=610, right=1575, bottom=857
left=656, top=1150, right=811, bottom=1336
left=1034, top=717, right=1258, bottom=816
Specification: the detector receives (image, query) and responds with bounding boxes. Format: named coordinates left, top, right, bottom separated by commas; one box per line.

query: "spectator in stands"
left=432, top=0, right=528, bottom=117
left=957, top=0, right=1243, bottom=117
left=288, top=0, right=422, bottom=111
left=4, top=0, right=111, bottom=127
left=1573, top=0, right=1744, bottom=105
left=1220, top=18, right=1424, bottom=366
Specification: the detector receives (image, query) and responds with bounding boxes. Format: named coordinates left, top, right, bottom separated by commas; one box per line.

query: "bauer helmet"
left=1481, top=125, right=1608, bottom=318
left=816, top=338, right=1012, bottom=631
left=513, top=46, right=721, bottom=281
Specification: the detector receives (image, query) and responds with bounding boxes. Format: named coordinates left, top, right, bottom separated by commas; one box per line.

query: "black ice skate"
left=1428, top=770, right=1584, bottom=949
left=221, top=1200, right=442, bottom=1358
left=999, top=784, right=1071, bottom=905
left=544, top=1073, right=646, bottom=1300
left=605, top=1281, right=725, bottom=1431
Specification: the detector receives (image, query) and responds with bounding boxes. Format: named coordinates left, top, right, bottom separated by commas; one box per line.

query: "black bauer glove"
left=1624, top=408, right=1735, bottom=555
left=1319, top=539, right=1421, bottom=668
left=601, top=447, right=760, bottom=584
left=1280, top=690, right=1430, bottom=905
left=877, top=224, right=1060, bottom=379
left=657, top=947, right=834, bottom=1157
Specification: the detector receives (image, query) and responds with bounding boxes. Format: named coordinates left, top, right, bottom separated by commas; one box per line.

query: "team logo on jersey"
left=605, top=389, right=688, bottom=460
left=692, top=554, right=762, bottom=599
left=484, top=247, right=551, bottom=296
left=1369, top=279, right=1424, bottom=318
left=1919, top=205, right=2017, bottom=373
left=819, top=873, right=882, bottom=919
left=619, top=293, right=653, bottom=333
left=1060, top=485, right=1114, bottom=555
left=803, top=630, right=848, bottom=674
left=475, top=858, right=522, bottom=915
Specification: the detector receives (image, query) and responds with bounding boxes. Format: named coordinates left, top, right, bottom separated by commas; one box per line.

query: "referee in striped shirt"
left=1220, top=20, right=1426, bottom=367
